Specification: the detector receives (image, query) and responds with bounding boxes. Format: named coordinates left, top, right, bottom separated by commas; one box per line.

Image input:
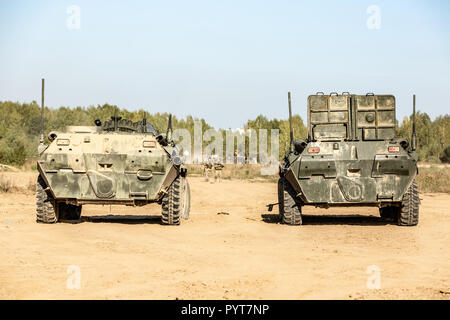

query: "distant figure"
left=213, top=157, right=224, bottom=183
left=202, top=157, right=213, bottom=182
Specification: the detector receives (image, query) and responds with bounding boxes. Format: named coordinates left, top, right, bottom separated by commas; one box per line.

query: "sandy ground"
left=0, top=172, right=449, bottom=300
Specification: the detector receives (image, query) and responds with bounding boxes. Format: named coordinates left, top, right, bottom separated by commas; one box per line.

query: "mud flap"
left=156, top=165, right=180, bottom=200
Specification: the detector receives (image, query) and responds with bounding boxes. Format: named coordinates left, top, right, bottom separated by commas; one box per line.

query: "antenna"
left=40, top=78, right=45, bottom=145
left=288, top=92, right=294, bottom=153
left=411, top=94, right=417, bottom=151
left=113, top=108, right=119, bottom=131
left=166, top=114, right=173, bottom=141
left=142, top=111, right=147, bottom=133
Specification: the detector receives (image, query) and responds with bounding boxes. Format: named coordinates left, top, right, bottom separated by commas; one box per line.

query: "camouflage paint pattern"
left=282, top=93, right=418, bottom=206
left=38, top=120, right=182, bottom=206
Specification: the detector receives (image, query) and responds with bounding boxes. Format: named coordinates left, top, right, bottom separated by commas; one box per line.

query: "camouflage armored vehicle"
left=36, top=79, right=190, bottom=225
left=277, top=92, right=419, bottom=226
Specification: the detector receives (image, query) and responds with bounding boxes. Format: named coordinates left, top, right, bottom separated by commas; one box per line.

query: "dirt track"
left=0, top=173, right=449, bottom=299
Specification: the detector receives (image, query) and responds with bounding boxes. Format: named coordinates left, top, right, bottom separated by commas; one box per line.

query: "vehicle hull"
left=283, top=140, right=418, bottom=206
left=38, top=131, right=180, bottom=205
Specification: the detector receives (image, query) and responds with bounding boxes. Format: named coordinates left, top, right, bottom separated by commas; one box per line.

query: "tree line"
left=0, top=100, right=448, bottom=165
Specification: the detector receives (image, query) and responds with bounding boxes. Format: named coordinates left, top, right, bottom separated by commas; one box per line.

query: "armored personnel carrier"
left=36, top=79, right=190, bottom=225
left=277, top=92, right=419, bottom=226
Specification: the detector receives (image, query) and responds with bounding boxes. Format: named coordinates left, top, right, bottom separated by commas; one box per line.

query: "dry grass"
left=21, top=161, right=37, bottom=172
left=0, top=174, right=14, bottom=193
left=26, top=178, right=36, bottom=193
left=417, top=167, right=450, bottom=193
left=0, top=173, right=35, bottom=194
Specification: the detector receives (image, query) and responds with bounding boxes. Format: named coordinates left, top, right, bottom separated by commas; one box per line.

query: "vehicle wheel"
left=398, top=179, right=419, bottom=226
left=36, top=175, right=58, bottom=223
left=161, top=175, right=189, bottom=225
left=379, top=206, right=398, bottom=221
left=58, top=203, right=82, bottom=221
left=278, top=178, right=302, bottom=225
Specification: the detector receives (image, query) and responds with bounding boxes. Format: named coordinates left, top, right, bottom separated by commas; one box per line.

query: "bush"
left=440, top=146, right=450, bottom=163
left=0, top=141, right=27, bottom=166
left=0, top=174, right=13, bottom=193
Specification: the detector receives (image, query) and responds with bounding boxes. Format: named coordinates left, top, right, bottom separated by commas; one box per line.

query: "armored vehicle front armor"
left=36, top=115, right=190, bottom=226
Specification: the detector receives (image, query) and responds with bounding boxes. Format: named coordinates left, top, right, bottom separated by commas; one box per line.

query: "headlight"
left=143, top=140, right=156, bottom=148
left=388, top=146, right=400, bottom=153
left=307, top=147, right=320, bottom=153
left=172, top=156, right=182, bottom=166
left=56, top=139, right=70, bottom=146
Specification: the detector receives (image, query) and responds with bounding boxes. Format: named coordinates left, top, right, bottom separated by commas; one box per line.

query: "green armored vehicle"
left=36, top=79, right=190, bottom=225
left=278, top=92, right=419, bottom=226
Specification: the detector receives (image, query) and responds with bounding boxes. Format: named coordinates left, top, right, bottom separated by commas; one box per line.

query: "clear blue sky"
left=0, top=0, right=449, bottom=128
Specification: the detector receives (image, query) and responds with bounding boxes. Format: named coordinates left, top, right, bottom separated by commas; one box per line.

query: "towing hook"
left=266, top=203, right=279, bottom=212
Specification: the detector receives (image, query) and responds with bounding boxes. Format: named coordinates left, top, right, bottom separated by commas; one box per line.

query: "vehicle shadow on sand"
left=261, top=213, right=396, bottom=226
left=62, top=215, right=163, bottom=225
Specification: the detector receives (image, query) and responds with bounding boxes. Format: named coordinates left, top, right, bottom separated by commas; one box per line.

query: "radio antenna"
left=411, top=95, right=417, bottom=151
left=288, top=92, right=294, bottom=153
left=40, top=78, right=45, bottom=145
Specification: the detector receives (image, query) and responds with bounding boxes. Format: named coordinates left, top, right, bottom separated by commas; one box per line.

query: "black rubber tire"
left=36, top=175, right=58, bottom=223
left=58, top=203, right=82, bottom=221
left=161, top=175, right=189, bottom=225
left=278, top=178, right=302, bottom=225
left=398, top=179, right=419, bottom=226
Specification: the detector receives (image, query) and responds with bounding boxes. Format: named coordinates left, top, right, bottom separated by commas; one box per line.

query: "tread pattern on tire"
left=398, top=179, right=419, bottom=226
left=36, top=175, right=58, bottom=223
left=161, top=175, right=185, bottom=225
left=278, top=178, right=302, bottom=225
